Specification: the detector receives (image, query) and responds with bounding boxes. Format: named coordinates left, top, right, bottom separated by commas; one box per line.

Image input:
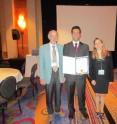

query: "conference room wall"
left=0, top=0, right=17, bottom=58
left=0, top=0, right=43, bottom=58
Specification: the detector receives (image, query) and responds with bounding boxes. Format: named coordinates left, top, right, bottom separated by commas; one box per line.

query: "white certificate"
left=63, top=56, right=75, bottom=75
left=63, top=56, right=89, bottom=75
left=76, top=56, right=89, bottom=75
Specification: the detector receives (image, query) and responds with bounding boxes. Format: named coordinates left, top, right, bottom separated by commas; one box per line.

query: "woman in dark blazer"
left=89, top=38, right=113, bottom=119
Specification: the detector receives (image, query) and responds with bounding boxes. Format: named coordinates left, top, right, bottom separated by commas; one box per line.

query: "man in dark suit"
left=63, top=26, right=89, bottom=120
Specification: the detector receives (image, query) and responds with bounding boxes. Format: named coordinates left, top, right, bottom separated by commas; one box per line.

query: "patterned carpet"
left=0, top=86, right=39, bottom=124
left=0, top=81, right=117, bottom=124
left=35, top=83, right=90, bottom=124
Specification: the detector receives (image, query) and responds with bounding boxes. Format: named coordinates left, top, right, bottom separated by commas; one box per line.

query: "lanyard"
left=98, top=59, right=104, bottom=70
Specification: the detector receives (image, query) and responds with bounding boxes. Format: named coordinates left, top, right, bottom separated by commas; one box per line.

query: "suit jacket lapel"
left=46, top=43, right=51, bottom=66
left=70, top=41, right=76, bottom=55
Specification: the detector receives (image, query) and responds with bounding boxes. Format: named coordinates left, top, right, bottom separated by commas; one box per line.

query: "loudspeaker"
left=12, top=29, right=20, bottom=40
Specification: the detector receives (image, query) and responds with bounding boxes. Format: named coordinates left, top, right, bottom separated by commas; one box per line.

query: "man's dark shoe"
left=69, top=112, right=75, bottom=119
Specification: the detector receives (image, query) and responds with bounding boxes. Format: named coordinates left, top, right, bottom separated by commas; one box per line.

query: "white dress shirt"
left=72, top=41, right=79, bottom=48
left=50, top=43, right=59, bottom=67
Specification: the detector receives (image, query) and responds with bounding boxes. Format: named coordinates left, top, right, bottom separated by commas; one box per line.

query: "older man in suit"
left=39, top=30, right=64, bottom=122
left=63, top=26, right=89, bottom=121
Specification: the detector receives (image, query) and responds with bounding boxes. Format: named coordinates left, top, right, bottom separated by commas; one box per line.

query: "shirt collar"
left=72, top=41, right=79, bottom=47
left=50, top=43, right=57, bottom=47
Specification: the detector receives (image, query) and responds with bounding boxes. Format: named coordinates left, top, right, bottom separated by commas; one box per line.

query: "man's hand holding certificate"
left=63, top=56, right=89, bottom=75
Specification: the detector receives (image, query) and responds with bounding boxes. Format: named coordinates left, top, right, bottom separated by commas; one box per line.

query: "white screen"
left=57, top=5, right=117, bottom=50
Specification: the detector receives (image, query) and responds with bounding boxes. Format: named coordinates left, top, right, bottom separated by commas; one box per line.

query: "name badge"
left=98, top=70, right=105, bottom=75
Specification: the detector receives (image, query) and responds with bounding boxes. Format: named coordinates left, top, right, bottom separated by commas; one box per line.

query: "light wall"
left=27, top=0, right=37, bottom=54
left=27, top=0, right=43, bottom=53
left=0, top=0, right=17, bottom=58
left=0, top=0, right=42, bottom=58
left=35, top=0, right=43, bottom=47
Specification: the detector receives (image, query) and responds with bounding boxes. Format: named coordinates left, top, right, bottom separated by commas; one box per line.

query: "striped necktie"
left=52, top=45, right=58, bottom=72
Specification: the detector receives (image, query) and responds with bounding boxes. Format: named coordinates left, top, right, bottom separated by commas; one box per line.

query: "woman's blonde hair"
left=92, top=38, right=109, bottom=59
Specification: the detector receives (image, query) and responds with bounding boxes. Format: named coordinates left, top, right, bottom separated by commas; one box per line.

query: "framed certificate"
left=63, top=56, right=89, bottom=75
left=63, top=56, right=75, bottom=75
left=76, top=56, right=89, bottom=75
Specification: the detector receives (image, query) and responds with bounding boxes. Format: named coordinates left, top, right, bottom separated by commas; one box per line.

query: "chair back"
left=0, top=76, right=16, bottom=99
left=30, top=63, right=37, bottom=82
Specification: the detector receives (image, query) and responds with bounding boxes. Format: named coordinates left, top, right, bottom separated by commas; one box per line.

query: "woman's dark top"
left=89, top=53, right=113, bottom=94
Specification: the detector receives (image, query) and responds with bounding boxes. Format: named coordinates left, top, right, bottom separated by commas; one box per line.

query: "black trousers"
left=66, top=75, right=86, bottom=117
left=45, top=70, right=61, bottom=114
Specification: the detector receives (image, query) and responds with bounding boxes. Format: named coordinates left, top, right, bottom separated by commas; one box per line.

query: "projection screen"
left=57, top=5, right=117, bottom=50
